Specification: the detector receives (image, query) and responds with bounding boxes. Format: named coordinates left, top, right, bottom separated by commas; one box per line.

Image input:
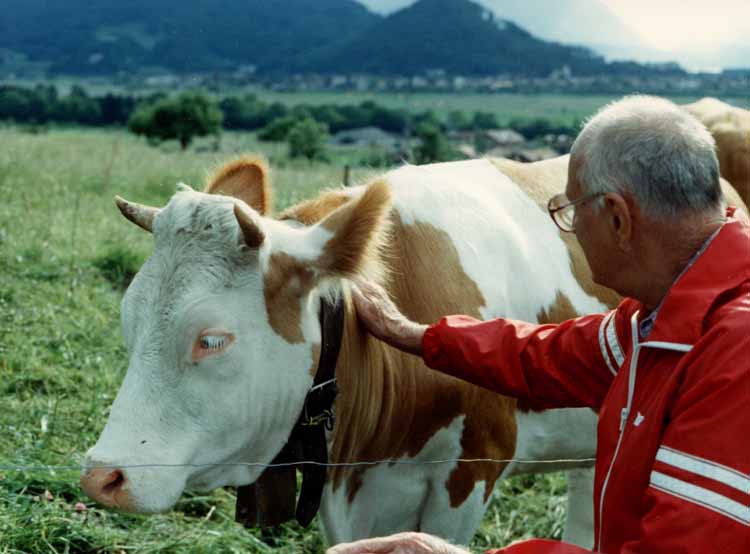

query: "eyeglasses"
left=547, top=192, right=604, bottom=233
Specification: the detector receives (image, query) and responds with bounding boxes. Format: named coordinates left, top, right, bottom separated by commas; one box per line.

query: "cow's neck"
left=282, top=198, right=518, bottom=503
left=326, top=289, right=433, bottom=496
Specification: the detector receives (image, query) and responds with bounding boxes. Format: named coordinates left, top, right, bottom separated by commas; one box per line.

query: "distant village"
left=137, top=66, right=750, bottom=97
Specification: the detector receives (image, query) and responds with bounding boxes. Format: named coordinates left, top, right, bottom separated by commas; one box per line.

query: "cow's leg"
left=320, top=466, right=427, bottom=545
left=562, top=467, right=595, bottom=548
left=321, top=416, right=476, bottom=546
left=509, top=408, right=597, bottom=548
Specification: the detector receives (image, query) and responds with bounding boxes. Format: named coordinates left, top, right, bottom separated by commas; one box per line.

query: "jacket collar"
left=639, top=215, right=750, bottom=345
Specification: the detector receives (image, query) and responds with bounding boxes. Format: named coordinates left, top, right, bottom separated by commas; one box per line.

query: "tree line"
left=0, top=84, right=580, bottom=157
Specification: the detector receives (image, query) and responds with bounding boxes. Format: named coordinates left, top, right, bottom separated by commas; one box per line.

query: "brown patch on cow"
left=280, top=191, right=352, bottom=225
left=205, top=156, right=273, bottom=215
left=490, top=156, right=621, bottom=309
left=537, top=291, right=579, bottom=325
left=329, top=213, right=518, bottom=508
left=263, top=252, right=316, bottom=344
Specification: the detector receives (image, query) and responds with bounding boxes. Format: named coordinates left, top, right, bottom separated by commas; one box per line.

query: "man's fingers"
left=352, top=277, right=387, bottom=299
left=350, top=284, right=374, bottom=315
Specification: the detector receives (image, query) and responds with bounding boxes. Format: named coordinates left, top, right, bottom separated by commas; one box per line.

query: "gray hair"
left=571, top=95, right=722, bottom=218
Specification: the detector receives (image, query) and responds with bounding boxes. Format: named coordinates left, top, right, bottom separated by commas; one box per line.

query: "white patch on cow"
left=320, top=416, right=485, bottom=546
left=507, top=409, right=598, bottom=475
left=262, top=216, right=334, bottom=263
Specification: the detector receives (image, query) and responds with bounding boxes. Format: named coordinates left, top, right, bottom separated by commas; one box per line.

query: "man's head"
left=564, top=95, right=724, bottom=302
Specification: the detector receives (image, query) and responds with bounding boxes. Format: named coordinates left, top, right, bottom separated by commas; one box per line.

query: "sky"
left=358, top=0, right=750, bottom=71
left=602, top=0, right=750, bottom=53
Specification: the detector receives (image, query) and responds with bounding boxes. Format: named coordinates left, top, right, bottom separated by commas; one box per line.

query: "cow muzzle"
left=80, top=465, right=135, bottom=511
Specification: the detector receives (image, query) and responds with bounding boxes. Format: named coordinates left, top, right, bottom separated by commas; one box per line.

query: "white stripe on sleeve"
left=650, top=471, right=750, bottom=526
left=598, top=311, right=618, bottom=376
left=656, top=446, right=750, bottom=494
left=605, top=313, right=625, bottom=367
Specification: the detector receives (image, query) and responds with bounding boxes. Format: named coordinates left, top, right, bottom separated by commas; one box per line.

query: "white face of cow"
left=81, top=159, right=390, bottom=513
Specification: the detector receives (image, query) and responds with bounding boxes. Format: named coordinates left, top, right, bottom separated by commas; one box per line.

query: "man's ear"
left=205, top=156, right=273, bottom=215
left=605, top=192, right=633, bottom=250
left=311, top=179, right=392, bottom=279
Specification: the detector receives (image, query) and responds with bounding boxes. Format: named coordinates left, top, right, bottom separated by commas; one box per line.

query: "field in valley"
left=249, top=90, right=750, bottom=125
left=0, top=125, right=571, bottom=553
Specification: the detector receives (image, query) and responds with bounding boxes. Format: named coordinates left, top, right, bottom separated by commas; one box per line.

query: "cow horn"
left=234, top=203, right=265, bottom=248
left=115, top=196, right=160, bottom=233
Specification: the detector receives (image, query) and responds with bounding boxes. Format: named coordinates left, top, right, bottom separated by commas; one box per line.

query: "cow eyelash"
left=200, top=335, right=227, bottom=350
left=192, top=330, right=234, bottom=363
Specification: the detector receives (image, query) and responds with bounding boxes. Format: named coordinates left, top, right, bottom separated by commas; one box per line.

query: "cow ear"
left=206, top=156, right=273, bottom=215
left=313, top=179, right=391, bottom=278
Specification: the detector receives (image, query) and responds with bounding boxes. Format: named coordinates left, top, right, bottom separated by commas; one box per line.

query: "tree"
left=472, top=111, right=499, bottom=130
left=414, top=123, right=454, bottom=164
left=128, top=92, right=222, bottom=150
left=447, top=110, right=471, bottom=132
left=287, top=117, right=329, bottom=161
left=258, top=115, right=297, bottom=142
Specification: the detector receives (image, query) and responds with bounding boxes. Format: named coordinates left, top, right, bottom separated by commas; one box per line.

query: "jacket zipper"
left=595, top=312, right=694, bottom=552
left=596, top=312, right=641, bottom=552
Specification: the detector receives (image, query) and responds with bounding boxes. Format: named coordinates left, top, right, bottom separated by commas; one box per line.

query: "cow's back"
left=683, top=98, right=750, bottom=207
left=384, top=158, right=613, bottom=323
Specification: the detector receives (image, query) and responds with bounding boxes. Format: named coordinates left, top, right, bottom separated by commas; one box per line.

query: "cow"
left=78, top=154, right=746, bottom=548
left=683, top=97, right=750, bottom=207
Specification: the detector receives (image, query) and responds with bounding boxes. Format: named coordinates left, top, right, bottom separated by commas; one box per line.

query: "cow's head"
left=80, top=157, right=391, bottom=512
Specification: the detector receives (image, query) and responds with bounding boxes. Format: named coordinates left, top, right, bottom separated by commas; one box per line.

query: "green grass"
left=0, top=125, right=567, bottom=553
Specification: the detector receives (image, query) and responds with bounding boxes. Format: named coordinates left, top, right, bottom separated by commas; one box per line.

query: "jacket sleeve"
left=421, top=306, right=628, bottom=411
left=620, top=323, right=750, bottom=554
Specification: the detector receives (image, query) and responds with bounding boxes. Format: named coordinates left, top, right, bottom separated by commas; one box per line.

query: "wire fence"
left=0, top=457, right=596, bottom=473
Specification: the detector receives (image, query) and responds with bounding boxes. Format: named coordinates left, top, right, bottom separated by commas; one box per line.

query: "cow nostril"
left=102, top=469, right=125, bottom=496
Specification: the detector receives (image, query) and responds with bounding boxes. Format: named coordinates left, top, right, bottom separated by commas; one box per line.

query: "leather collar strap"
left=235, top=291, right=344, bottom=529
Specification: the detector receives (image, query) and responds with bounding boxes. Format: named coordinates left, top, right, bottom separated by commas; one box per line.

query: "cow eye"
left=192, top=330, right=234, bottom=363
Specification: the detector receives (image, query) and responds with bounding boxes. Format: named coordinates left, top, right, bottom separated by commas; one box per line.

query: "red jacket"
left=422, top=218, right=750, bottom=554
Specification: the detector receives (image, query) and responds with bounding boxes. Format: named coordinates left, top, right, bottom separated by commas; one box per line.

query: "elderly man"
left=329, top=96, right=750, bottom=554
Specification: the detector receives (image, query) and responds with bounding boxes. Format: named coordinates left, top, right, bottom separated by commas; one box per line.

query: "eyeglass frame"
left=547, top=191, right=606, bottom=233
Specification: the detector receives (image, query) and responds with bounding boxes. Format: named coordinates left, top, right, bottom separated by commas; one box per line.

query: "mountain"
left=0, top=0, right=681, bottom=77
left=359, top=0, right=640, bottom=50
left=311, top=0, right=608, bottom=76
left=0, top=0, right=380, bottom=74
left=358, top=0, right=748, bottom=70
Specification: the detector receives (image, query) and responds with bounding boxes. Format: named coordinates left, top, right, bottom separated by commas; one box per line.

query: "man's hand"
left=350, top=279, right=428, bottom=356
left=326, top=531, right=472, bottom=554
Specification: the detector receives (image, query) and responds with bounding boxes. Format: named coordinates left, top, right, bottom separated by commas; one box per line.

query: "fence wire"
left=0, top=457, right=596, bottom=473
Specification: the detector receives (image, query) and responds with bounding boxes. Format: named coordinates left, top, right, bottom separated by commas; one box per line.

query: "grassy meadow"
left=0, top=125, right=569, bottom=553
